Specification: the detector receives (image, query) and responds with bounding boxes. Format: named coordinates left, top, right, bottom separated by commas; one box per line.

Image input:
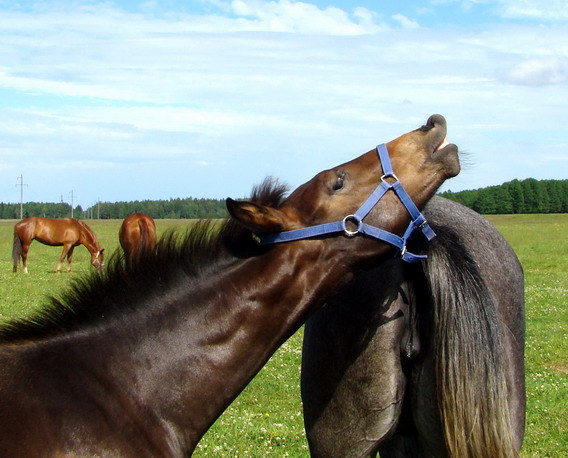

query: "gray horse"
left=301, top=196, right=525, bottom=457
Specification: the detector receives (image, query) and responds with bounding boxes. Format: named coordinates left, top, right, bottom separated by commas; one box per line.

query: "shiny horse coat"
left=0, top=116, right=459, bottom=456
left=119, top=213, right=157, bottom=262
left=301, top=196, right=525, bottom=457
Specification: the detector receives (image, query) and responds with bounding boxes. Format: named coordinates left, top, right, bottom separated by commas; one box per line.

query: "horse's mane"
left=0, top=178, right=288, bottom=344
left=75, top=219, right=100, bottom=249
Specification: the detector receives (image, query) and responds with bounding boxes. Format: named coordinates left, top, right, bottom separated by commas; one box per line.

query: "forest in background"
left=0, top=178, right=566, bottom=220
left=439, top=178, right=568, bottom=215
left=0, top=197, right=228, bottom=220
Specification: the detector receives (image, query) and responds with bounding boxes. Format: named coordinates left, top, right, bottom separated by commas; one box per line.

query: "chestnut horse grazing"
left=0, top=115, right=459, bottom=456
left=119, top=213, right=157, bottom=261
left=12, top=217, right=104, bottom=274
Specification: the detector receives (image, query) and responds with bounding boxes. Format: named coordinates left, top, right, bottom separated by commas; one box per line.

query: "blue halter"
left=259, top=144, right=436, bottom=263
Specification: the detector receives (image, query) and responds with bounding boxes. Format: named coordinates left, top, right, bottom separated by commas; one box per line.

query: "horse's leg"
left=377, top=433, right=433, bottom=457
left=21, top=243, right=31, bottom=274
left=66, top=246, right=75, bottom=273
left=57, top=245, right=71, bottom=273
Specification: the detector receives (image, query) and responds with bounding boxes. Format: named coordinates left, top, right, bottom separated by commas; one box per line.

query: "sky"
left=0, top=0, right=566, bottom=209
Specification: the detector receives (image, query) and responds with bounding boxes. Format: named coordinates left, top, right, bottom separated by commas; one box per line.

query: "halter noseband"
left=259, top=144, right=435, bottom=263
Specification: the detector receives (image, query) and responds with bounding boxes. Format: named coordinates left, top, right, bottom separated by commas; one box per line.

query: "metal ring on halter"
left=381, top=172, right=399, bottom=185
left=400, top=245, right=407, bottom=258
left=341, top=214, right=363, bottom=237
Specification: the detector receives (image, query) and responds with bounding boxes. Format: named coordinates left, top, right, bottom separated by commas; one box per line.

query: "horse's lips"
left=429, top=130, right=460, bottom=178
left=435, top=135, right=449, bottom=152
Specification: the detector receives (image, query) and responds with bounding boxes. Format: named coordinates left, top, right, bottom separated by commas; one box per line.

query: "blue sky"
left=0, top=0, right=566, bottom=209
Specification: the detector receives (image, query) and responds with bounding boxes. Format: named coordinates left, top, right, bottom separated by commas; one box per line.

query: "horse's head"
left=228, top=114, right=459, bottom=263
left=90, top=249, right=105, bottom=270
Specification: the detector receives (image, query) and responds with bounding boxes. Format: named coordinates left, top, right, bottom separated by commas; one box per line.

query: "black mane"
left=0, top=178, right=289, bottom=343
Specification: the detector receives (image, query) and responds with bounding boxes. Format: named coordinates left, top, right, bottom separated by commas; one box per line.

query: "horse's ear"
left=226, top=198, right=285, bottom=233
left=100, top=249, right=105, bottom=254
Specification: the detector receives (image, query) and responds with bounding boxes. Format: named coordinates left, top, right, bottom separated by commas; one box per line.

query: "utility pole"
left=15, top=175, right=27, bottom=220
left=69, top=190, right=75, bottom=218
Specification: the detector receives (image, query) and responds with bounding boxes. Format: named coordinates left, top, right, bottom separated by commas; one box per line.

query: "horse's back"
left=15, top=217, right=77, bottom=235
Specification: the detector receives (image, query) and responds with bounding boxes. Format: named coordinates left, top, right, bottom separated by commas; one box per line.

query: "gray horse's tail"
left=423, top=227, right=516, bottom=457
left=12, top=230, right=22, bottom=272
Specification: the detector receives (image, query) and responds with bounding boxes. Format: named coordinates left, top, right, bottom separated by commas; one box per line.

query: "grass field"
left=0, top=215, right=566, bottom=456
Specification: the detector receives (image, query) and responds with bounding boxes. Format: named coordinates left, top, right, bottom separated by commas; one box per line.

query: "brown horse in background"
left=119, top=213, right=157, bottom=261
left=12, top=217, right=104, bottom=273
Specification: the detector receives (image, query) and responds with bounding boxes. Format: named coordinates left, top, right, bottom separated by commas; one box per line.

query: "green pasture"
left=0, top=215, right=566, bottom=456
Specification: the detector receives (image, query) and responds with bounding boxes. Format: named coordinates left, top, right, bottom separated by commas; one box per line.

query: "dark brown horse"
left=0, top=115, right=459, bottom=456
left=301, top=195, right=525, bottom=457
left=119, top=213, right=157, bottom=261
left=12, top=217, right=105, bottom=273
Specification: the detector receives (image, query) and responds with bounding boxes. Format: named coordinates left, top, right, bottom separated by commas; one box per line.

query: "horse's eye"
left=332, top=171, right=346, bottom=191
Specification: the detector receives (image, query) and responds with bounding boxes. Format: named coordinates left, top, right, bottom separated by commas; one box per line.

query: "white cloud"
left=353, top=7, right=380, bottom=28
left=226, top=0, right=383, bottom=34
left=505, top=57, right=568, bottom=86
left=541, top=153, right=568, bottom=163
left=497, top=0, right=568, bottom=21
left=0, top=1, right=566, bottom=205
left=429, top=0, right=568, bottom=21
left=0, top=1, right=382, bottom=37
left=392, top=13, right=419, bottom=29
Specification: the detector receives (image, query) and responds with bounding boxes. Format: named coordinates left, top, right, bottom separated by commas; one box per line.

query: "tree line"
left=0, top=197, right=228, bottom=220
left=1, top=178, right=566, bottom=220
left=439, top=178, right=568, bottom=214
left=87, top=198, right=229, bottom=220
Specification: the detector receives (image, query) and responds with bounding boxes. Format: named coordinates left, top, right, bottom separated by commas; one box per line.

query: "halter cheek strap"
left=259, top=144, right=435, bottom=263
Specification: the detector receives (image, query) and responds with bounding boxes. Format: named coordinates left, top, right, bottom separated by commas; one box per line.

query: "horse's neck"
left=82, top=244, right=346, bottom=453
